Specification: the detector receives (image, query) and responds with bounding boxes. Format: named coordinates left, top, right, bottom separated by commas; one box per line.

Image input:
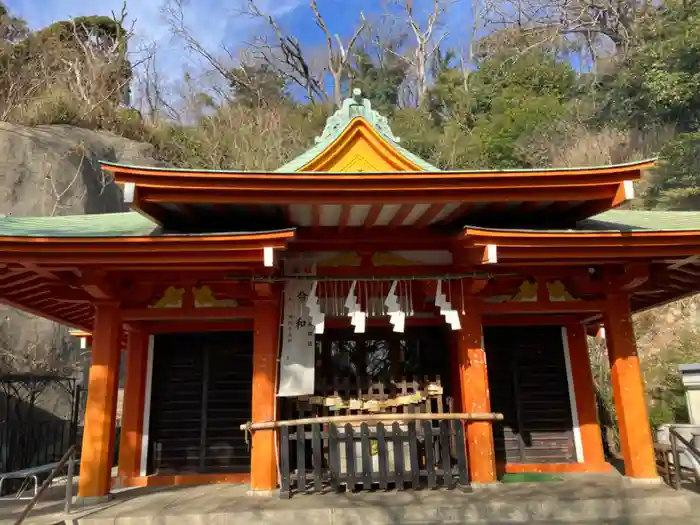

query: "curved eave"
left=0, top=229, right=295, bottom=265
left=0, top=228, right=295, bottom=247
left=463, top=225, right=700, bottom=261
left=108, top=166, right=648, bottom=202
left=105, top=159, right=653, bottom=230
left=100, top=158, right=655, bottom=179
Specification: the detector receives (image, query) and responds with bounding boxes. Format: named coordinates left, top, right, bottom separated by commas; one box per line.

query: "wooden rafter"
left=364, top=204, right=383, bottom=228
left=388, top=204, right=414, bottom=228
left=413, top=204, right=444, bottom=228
left=337, top=205, right=352, bottom=230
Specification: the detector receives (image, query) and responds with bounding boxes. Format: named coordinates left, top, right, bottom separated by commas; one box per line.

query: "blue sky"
left=5, top=0, right=472, bottom=104
left=5, top=1, right=468, bottom=65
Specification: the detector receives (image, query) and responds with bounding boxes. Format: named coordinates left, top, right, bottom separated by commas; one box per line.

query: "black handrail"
left=14, top=445, right=76, bottom=525
left=666, top=427, right=700, bottom=490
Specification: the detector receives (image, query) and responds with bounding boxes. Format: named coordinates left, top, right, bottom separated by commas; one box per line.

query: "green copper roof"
left=0, top=212, right=298, bottom=238
left=577, top=210, right=700, bottom=231
left=0, top=212, right=160, bottom=237
left=0, top=209, right=699, bottom=238
left=275, top=89, right=440, bottom=172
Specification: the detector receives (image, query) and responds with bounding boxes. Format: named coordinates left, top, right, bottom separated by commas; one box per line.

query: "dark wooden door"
left=148, top=331, right=253, bottom=474
left=484, top=325, right=577, bottom=465
left=314, top=325, right=451, bottom=390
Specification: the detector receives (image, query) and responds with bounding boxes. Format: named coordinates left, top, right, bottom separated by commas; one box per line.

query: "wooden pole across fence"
left=240, top=412, right=503, bottom=431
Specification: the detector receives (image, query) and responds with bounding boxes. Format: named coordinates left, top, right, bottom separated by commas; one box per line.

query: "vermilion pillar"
left=458, top=299, right=496, bottom=484
left=565, top=324, right=607, bottom=469
left=250, top=300, right=281, bottom=493
left=78, top=302, right=122, bottom=501
left=117, top=329, right=150, bottom=483
left=604, top=294, right=657, bottom=479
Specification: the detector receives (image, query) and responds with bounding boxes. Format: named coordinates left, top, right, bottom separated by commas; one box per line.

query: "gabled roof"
left=275, top=89, right=439, bottom=172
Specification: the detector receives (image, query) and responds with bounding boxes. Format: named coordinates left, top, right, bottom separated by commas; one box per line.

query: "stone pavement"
left=4, top=473, right=700, bottom=525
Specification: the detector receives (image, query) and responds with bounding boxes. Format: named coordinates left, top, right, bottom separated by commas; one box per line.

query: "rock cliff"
left=0, top=123, right=158, bottom=378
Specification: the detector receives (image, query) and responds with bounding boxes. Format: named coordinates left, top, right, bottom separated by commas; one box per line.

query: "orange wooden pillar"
left=565, top=324, right=607, bottom=469
left=603, top=294, right=657, bottom=479
left=250, top=299, right=281, bottom=493
left=77, top=302, right=123, bottom=501
left=458, top=300, right=496, bottom=484
left=117, top=329, right=150, bottom=483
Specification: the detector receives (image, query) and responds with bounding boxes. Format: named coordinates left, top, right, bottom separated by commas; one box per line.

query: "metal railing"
left=14, top=444, right=76, bottom=525
left=656, top=426, right=700, bottom=490
left=242, top=412, right=503, bottom=499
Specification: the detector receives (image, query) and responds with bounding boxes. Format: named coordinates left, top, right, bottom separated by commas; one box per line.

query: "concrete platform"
left=5, top=473, right=700, bottom=525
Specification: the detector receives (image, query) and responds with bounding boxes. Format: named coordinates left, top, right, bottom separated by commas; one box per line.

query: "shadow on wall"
left=81, top=148, right=128, bottom=215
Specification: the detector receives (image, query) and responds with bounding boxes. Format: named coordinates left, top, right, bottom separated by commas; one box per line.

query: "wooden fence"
left=244, top=412, right=502, bottom=499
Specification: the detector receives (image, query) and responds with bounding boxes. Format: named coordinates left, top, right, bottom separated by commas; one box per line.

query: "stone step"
left=63, top=489, right=700, bottom=525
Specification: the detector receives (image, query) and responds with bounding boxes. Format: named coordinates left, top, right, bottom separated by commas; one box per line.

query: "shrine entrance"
left=277, top=324, right=471, bottom=497
left=147, top=331, right=254, bottom=476
left=281, top=325, right=455, bottom=421
left=484, top=325, right=579, bottom=469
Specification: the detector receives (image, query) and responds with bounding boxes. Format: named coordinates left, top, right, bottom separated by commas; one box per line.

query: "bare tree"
left=483, top=0, right=646, bottom=60
left=0, top=312, right=80, bottom=377
left=134, top=45, right=181, bottom=123
left=309, top=0, right=367, bottom=107
left=386, top=0, right=454, bottom=107
left=60, top=14, right=137, bottom=119
left=455, top=0, right=494, bottom=92
left=242, top=0, right=329, bottom=104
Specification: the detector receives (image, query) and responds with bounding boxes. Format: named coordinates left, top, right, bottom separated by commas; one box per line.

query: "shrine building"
left=0, top=89, right=698, bottom=501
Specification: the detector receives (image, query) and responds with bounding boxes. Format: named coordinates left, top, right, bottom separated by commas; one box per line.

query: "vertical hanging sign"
left=277, top=279, right=316, bottom=397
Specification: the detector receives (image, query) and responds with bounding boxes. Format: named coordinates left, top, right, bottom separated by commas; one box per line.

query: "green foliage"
left=643, top=331, right=696, bottom=427
left=597, top=0, right=700, bottom=132
left=350, top=50, right=408, bottom=116
left=644, top=133, right=700, bottom=209
left=0, top=1, right=27, bottom=43
left=427, top=49, right=579, bottom=168
left=229, top=64, right=290, bottom=108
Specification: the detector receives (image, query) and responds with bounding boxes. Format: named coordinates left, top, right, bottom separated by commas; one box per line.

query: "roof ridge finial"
left=353, top=88, right=363, bottom=103
left=314, top=89, right=401, bottom=144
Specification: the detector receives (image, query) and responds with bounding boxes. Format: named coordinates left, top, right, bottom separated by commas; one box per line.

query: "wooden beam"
left=124, top=183, right=166, bottom=226
left=311, top=204, right=322, bottom=229
left=291, top=228, right=451, bottom=249
left=413, top=204, right=445, bottom=228
left=121, top=306, right=255, bottom=321
left=364, top=204, right=383, bottom=228
left=104, top=158, right=653, bottom=180
left=79, top=272, right=120, bottom=300
left=604, top=263, right=650, bottom=291
left=388, top=204, right=415, bottom=228
left=133, top=320, right=254, bottom=333
left=497, top=246, right=700, bottom=261
left=480, top=299, right=605, bottom=315
left=138, top=185, right=618, bottom=205
left=483, top=314, right=584, bottom=325
left=439, top=203, right=475, bottom=226
left=338, top=205, right=352, bottom=231
left=0, top=251, right=269, bottom=265
left=0, top=239, right=291, bottom=254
